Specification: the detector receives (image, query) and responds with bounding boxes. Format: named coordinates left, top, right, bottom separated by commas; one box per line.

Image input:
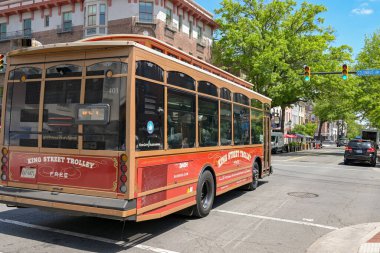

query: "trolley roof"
left=7, top=38, right=271, bottom=103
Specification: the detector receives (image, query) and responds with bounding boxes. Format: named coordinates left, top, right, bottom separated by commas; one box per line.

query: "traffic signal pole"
left=303, top=71, right=357, bottom=75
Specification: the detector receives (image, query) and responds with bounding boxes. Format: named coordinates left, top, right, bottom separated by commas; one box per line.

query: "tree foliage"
left=292, top=122, right=317, bottom=136
left=356, top=30, right=380, bottom=127
left=213, top=0, right=353, bottom=132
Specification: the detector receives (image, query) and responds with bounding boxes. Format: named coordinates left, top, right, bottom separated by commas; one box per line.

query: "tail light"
left=345, top=147, right=352, bottom=152
left=119, top=154, right=128, bottom=193
left=367, top=147, right=376, bottom=153
left=1, top=147, right=8, bottom=181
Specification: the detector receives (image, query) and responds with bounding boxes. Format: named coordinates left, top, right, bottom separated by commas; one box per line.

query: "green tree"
left=313, top=76, right=358, bottom=140
left=292, top=122, right=317, bottom=136
left=346, top=116, right=362, bottom=139
left=214, top=0, right=352, bottom=131
left=356, top=30, right=380, bottom=127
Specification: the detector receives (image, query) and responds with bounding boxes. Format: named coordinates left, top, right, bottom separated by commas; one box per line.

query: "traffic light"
left=304, top=65, right=311, bottom=81
left=0, top=54, right=4, bottom=71
left=342, top=64, right=348, bottom=80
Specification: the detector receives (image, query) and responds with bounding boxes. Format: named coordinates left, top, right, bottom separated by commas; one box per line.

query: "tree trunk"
left=280, top=105, right=286, bottom=133
left=318, top=120, right=324, bottom=141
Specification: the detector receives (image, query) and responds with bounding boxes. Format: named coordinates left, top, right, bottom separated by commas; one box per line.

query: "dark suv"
left=344, top=140, right=377, bottom=166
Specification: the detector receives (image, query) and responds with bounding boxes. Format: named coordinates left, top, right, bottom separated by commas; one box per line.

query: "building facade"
left=0, top=0, right=217, bottom=64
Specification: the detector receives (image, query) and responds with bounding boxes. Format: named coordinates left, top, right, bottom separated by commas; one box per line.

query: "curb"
left=307, top=223, right=380, bottom=253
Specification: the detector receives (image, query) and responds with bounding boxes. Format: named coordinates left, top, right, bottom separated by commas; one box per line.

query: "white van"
left=271, top=132, right=285, bottom=153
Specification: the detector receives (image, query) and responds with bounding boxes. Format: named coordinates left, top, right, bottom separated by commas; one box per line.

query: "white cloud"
left=360, top=2, right=369, bottom=6
left=352, top=8, right=374, bottom=15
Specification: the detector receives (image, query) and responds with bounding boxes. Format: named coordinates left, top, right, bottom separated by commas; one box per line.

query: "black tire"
left=371, top=159, right=376, bottom=167
left=245, top=162, right=260, bottom=191
left=344, top=159, right=349, bottom=165
left=193, top=170, right=215, bottom=218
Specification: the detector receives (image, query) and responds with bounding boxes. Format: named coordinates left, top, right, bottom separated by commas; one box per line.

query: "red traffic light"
left=304, top=66, right=311, bottom=81
left=0, top=54, right=4, bottom=70
left=342, top=64, right=348, bottom=80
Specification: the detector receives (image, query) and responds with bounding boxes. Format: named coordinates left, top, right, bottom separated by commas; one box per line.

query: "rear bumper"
left=345, top=155, right=374, bottom=162
left=0, top=186, right=136, bottom=220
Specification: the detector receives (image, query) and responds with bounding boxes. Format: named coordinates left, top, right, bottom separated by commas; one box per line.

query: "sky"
left=197, top=0, right=380, bottom=58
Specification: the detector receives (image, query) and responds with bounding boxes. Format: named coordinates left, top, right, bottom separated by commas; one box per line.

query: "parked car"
left=344, top=139, right=377, bottom=166
left=271, top=132, right=285, bottom=153
left=337, top=138, right=349, bottom=147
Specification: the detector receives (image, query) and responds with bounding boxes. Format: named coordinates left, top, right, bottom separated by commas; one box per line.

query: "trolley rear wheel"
left=244, top=162, right=260, bottom=191
left=193, top=170, right=215, bottom=218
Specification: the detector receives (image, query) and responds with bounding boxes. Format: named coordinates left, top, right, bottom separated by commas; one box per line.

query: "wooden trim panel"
left=0, top=195, right=136, bottom=218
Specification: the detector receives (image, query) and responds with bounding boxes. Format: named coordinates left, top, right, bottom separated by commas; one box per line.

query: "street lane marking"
left=285, top=156, right=309, bottom=161
left=213, top=210, right=339, bottom=230
left=0, top=218, right=178, bottom=253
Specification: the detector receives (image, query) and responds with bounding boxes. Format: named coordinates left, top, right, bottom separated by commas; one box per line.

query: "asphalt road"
left=1, top=145, right=380, bottom=253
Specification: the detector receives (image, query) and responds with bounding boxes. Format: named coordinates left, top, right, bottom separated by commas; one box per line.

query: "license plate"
left=355, top=150, right=363, bottom=154
left=20, top=167, right=37, bottom=179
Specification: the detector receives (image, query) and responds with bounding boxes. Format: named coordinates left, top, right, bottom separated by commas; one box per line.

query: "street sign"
left=356, top=69, right=380, bottom=76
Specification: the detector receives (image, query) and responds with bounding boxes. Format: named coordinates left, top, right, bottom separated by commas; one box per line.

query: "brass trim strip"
left=216, top=179, right=251, bottom=196
left=137, top=191, right=196, bottom=215
left=137, top=200, right=196, bottom=222
left=217, top=174, right=251, bottom=188
left=216, top=165, right=252, bottom=177
left=135, top=144, right=263, bottom=158
left=137, top=179, right=198, bottom=197
left=8, top=182, right=119, bottom=198
left=0, top=195, right=136, bottom=218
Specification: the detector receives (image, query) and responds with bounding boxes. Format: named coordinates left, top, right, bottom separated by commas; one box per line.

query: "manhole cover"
left=287, top=192, right=319, bottom=198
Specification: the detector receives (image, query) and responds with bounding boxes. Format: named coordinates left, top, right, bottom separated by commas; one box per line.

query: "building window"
left=99, top=4, right=106, bottom=26
left=178, top=15, right=183, bottom=31
left=139, top=1, right=153, bottom=23
left=63, top=12, right=72, bottom=32
left=44, top=15, right=49, bottom=27
left=88, top=5, right=97, bottom=26
left=0, top=23, right=6, bottom=40
left=23, top=19, right=31, bottom=36
left=197, top=26, right=202, bottom=39
left=189, top=21, right=193, bottom=38
left=165, top=8, right=172, bottom=25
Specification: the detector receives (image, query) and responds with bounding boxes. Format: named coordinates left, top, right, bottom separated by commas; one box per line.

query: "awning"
left=284, top=134, right=297, bottom=138
left=295, top=133, right=304, bottom=138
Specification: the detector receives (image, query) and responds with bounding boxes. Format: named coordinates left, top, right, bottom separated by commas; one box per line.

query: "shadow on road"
left=0, top=181, right=268, bottom=252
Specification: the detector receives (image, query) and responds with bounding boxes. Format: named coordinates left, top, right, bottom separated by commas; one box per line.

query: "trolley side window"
left=167, top=89, right=195, bottom=149
left=135, top=79, right=164, bottom=151
left=233, top=105, right=250, bottom=145
left=251, top=109, right=264, bottom=144
left=6, top=81, right=41, bottom=147
left=42, top=79, right=81, bottom=149
left=83, top=61, right=127, bottom=151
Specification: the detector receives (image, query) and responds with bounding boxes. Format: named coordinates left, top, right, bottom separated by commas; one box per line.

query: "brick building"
left=0, top=0, right=218, bottom=87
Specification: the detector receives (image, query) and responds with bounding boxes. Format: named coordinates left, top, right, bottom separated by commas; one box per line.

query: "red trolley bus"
left=0, top=35, right=272, bottom=221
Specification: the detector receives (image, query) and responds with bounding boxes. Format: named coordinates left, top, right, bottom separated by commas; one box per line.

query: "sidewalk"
left=307, top=223, right=380, bottom=253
